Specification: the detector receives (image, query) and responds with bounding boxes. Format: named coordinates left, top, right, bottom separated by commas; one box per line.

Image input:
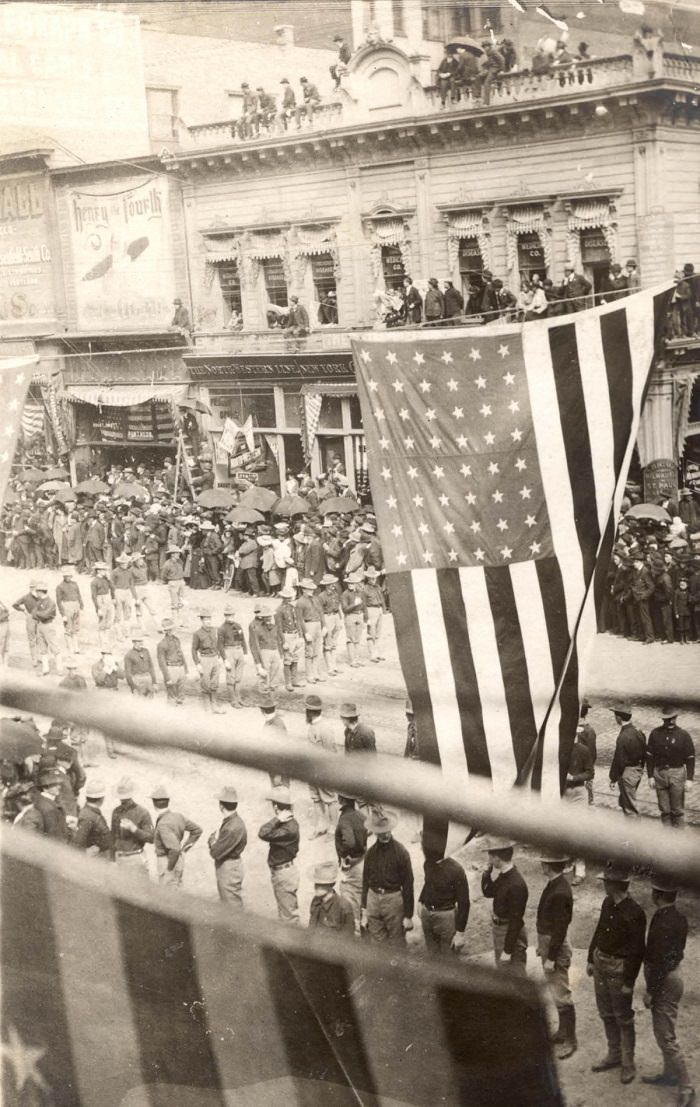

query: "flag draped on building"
left=0, top=356, right=37, bottom=504
left=1, top=830, right=559, bottom=1107
left=350, top=287, right=670, bottom=818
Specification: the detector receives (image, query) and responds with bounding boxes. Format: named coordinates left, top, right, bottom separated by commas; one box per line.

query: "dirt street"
left=1, top=563, right=699, bottom=1106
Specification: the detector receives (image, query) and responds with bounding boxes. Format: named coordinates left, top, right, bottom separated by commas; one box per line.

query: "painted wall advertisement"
left=69, top=178, right=175, bottom=330
left=0, top=175, right=56, bottom=326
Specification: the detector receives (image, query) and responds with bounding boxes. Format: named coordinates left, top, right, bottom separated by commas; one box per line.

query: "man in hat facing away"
left=361, top=811, right=414, bottom=945
left=111, top=777, right=154, bottom=877
left=418, top=825, right=470, bottom=957
left=646, top=707, right=695, bottom=828
left=258, top=787, right=300, bottom=924
left=305, top=694, right=337, bottom=837
left=537, top=851, right=577, bottom=1059
left=309, top=862, right=355, bottom=935
left=156, top=619, right=188, bottom=706
left=22, top=769, right=72, bottom=840
left=209, top=786, right=247, bottom=908
left=481, top=838, right=529, bottom=974
left=74, top=778, right=112, bottom=856
left=151, top=785, right=202, bottom=888
left=588, top=862, right=646, bottom=1085
left=259, top=695, right=289, bottom=788
left=642, top=876, right=695, bottom=1105
left=609, top=702, right=647, bottom=817
left=335, top=794, right=368, bottom=932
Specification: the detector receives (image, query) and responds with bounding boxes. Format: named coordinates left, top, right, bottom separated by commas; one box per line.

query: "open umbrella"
left=54, top=488, right=77, bottom=503
left=238, top=485, right=278, bottom=512
left=227, top=506, right=264, bottom=525
left=178, top=397, right=212, bottom=416
left=43, top=466, right=70, bottom=481
left=445, top=36, right=484, bottom=55
left=319, top=495, right=359, bottom=515
left=196, top=488, right=236, bottom=509
left=626, top=503, right=671, bottom=523
left=272, top=494, right=311, bottom=517
left=75, top=477, right=109, bottom=495
left=38, top=479, right=70, bottom=492
left=112, top=481, right=149, bottom=501
left=0, top=718, right=42, bottom=761
left=20, top=468, right=47, bottom=483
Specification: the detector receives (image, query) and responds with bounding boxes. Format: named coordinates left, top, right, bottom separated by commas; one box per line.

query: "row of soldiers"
left=8, top=744, right=695, bottom=1103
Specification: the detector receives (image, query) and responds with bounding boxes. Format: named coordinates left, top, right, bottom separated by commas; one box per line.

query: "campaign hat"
left=339, top=701, right=358, bottom=718
left=312, top=861, right=339, bottom=885
left=217, top=785, right=239, bottom=803
left=366, top=809, right=397, bottom=834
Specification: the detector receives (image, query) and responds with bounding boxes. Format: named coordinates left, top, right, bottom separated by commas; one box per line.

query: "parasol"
left=445, top=36, right=484, bottom=55
left=272, top=494, right=311, bottom=517
left=112, top=481, right=150, bottom=501
left=0, top=718, right=42, bottom=761
left=196, top=488, right=236, bottom=509
left=54, top=489, right=77, bottom=503
left=319, top=495, right=359, bottom=515
left=238, top=485, right=278, bottom=512
left=38, top=480, right=70, bottom=492
left=75, top=478, right=110, bottom=495
left=226, top=506, right=264, bottom=525
left=43, top=466, right=70, bottom=481
left=20, top=468, right=47, bottom=483
left=626, top=503, right=672, bottom=523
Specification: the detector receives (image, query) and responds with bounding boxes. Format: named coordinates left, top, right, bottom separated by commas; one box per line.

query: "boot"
left=284, top=664, right=293, bottom=692
left=40, top=657, right=50, bottom=677
left=592, top=1018, right=621, bottom=1072
left=550, top=1012, right=565, bottom=1045
left=619, top=1021, right=635, bottom=1084
left=291, top=663, right=304, bottom=688
left=348, top=642, right=359, bottom=668
left=555, top=1007, right=577, bottom=1060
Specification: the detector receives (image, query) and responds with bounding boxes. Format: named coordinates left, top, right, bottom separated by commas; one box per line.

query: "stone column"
left=638, top=366, right=678, bottom=499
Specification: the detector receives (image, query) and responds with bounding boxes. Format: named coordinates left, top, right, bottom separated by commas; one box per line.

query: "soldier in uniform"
left=161, top=546, right=186, bottom=625
left=340, top=571, right=366, bottom=667
left=56, top=566, right=83, bottom=655
left=309, top=862, right=355, bottom=936
left=578, top=697, right=597, bottom=804
left=90, top=562, right=115, bottom=647
left=481, top=837, right=529, bottom=974
left=92, top=646, right=124, bottom=758
left=258, top=786, right=300, bottom=924
left=361, top=566, right=386, bottom=662
left=192, top=608, right=225, bottom=713
left=12, top=578, right=41, bottom=668
left=217, top=603, right=248, bottom=708
left=537, top=851, right=577, bottom=1059
left=589, top=862, right=646, bottom=1085
left=209, top=785, right=247, bottom=908
left=156, top=618, right=188, bottom=706
left=74, top=778, right=112, bottom=856
left=59, top=657, right=92, bottom=766
left=295, top=578, right=325, bottom=683
left=609, top=702, right=647, bottom=817
left=304, top=693, right=337, bottom=837
left=335, top=794, right=367, bottom=932
left=248, top=602, right=282, bottom=693
left=111, top=552, right=135, bottom=641
left=318, top=572, right=342, bottom=675
left=646, top=707, right=695, bottom=828
left=340, top=702, right=377, bottom=753
left=361, top=810, right=414, bottom=945
left=275, top=586, right=304, bottom=691
left=32, top=582, right=62, bottom=676
left=150, top=784, right=202, bottom=888
left=642, top=876, right=695, bottom=1105
left=110, top=777, right=154, bottom=877
left=564, top=723, right=595, bottom=883
left=124, top=629, right=157, bottom=697
left=418, top=825, right=470, bottom=958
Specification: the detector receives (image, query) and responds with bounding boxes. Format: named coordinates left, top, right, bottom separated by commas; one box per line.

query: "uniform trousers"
left=281, top=631, right=304, bottom=667
left=216, top=858, right=244, bottom=908
left=25, top=613, right=37, bottom=662
left=270, top=863, right=300, bottom=924
left=157, top=854, right=184, bottom=887
left=258, top=647, right=282, bottom=692
left=95, top=594, right=115, bottom=632
left=344, top=612, right=364, bottom=645
left=537, top=931, right=573, bottom=1010
left=339, top=859, right=363, bottom=931
left=366, top=888, right=404, bottom=944
left=492, top=919, right=528, bottom=974
left=618, top=764, right=643, bottom=817
left=322, top=612, right=341, bottom=652
left=365, top=606, right=383, bottom=644
left=114, top=588, right=133, bottom=627
left=303, top=620, right=323, bottom=659
left=420, top=905, right=456, bottom=956
left=223, top=645, right=246, bottom=699
left=114, top=851, right=150, bottom=880
left=592, top=950, right=635, bottom=1063
left=646, top=969, right=690, bottom=1085
left=653, top=766, right=687, bottom=827
left=61, top=600, right=81, bottom=641
left=164, top=663, right=186, bottom=704
left=167, top=579, right=185, bottom=615
left=199, top=655, right=220, bottom=694
left=131, top=673, right=154, bottom=697
left=564, top=785, right=587, bottom=878
left=36, top=621, right=60, bottom=659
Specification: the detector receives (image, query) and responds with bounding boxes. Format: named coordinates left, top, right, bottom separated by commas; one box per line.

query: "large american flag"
left=351, top=288, right=670, bottom=809
left=0, top=356, right=37, bottom=504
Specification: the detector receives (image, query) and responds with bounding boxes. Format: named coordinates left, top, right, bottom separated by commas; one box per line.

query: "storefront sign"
left=63, top=347, right=184, bottom=386
left=643, top=457, right=677, bottom=501
left=187, top=352, right=355, bottom=381
left=0, top=175, right=56, bottom=325
left=69, top=177, right=175, bottom=331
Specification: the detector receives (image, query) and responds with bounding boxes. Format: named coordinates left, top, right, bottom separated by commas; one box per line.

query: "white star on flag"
left=500, top=546, right=513, bottom=559
left=412, top=494, right=424, bottom=507
left=408, top=467, right=418, bottom=480
left=515, top=457, right=527, bottom=471
left=414, top=352, right=426, bottom=365
left=446, top=379, right=458, bottom=391
left=487, top=462, right=499, bottom=475
left=380, top=466, right=392, bottom=480
left=459, top=463, right=471, bottom=476
left=452, top=407, right=464, bottom=419
left=368, top=379, right=378, bottom=391
left=457, top=435, right=469, bottom=449
left=399, top=408, right=410, bottom=421
left=474, top=376, right=486, bottom=389
left=499, top=345, right=510, bottom=358
left=429, top=436, right=441, bottom=450
left=525, top=514, right=536, bottom=528
left=386, top=351, right=397, bottom=364
left=432, top=465, right=444, bottom=479
left=422, top=550, right=434, bottom=563
left=520, top=486, right=532, bottom=499
left=440, top=351, right=453, bottom=364
left=465, top=492, right=476, bottom=506
left=425, top=409, right=436, bottom=421
left=497, top=518, right=509, bottom=532
left=484, top=431, right=495, bottom=445
left=419, top=378, right=431, bottom=392
left=404, top=436, right=415, bottom=450
left=396, top=551, right=407, bottom=566
left=530, top=541, right=542, bottom=554
left=392, top=378, right=404, bottom=392
left=418, top=522, right=429, bottom=536
left=392, top=524, right=403, bottom=537
left=492, top=489, right=504, bottom=503
left=470, top=520, right=481, bottom=533
left=438, top=494, right=450, bottom=507
left=479, top=404, right=492, bottom=417
left=379, top=437, right=390, bottom=450
left=360, top=349, right=371, bottom=363
left=443, top=521, right=455, bottom=534
left=469, top=348, right=481, bottom=361
left=386, top=495, right=398, bottom=509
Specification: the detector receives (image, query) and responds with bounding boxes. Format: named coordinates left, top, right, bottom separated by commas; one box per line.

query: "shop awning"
left=63, top=384, right=189, bottom=407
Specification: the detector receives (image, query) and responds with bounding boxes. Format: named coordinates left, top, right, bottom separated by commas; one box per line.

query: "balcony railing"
left=191, top=327, right=362, bottom=354
left=182, top=53, right=700, bottom=154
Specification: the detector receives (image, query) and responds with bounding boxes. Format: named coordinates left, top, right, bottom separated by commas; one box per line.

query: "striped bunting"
left=351, top=286, right=671, bottom=847
left=2, top=831, right=560, bottom=1106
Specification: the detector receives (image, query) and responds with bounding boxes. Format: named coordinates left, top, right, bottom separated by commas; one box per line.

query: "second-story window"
left=262, top=257, right=288, bottom=326
left=381, top=245, right=406, bottom=291
left=517, top=232, right=547, bottom=284
left=146, top=87, right=179, bottom=142
left=392, top=0, right=406, bottom=35
left=311, top=253, right=337, bottom=324
left=459, top=237, right=484, bottom=300
left=217, top=261, right=242, bottom=319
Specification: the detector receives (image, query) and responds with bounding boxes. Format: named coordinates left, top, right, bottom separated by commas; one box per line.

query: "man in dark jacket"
left=560, top=266, right=593, bottom=313
left=609, top=703, right=647, bottom=816
left=443, top=280, right=464, bottom=319
left=402, top=276, right=423, bottom=324
left=335, top=794, right=367, bottom=931
left=340, top=702, right=376, bottom=753
left=630, top=556, right=655, bottom=643
left=21, top=768, right=72, bottom=840
left=537, top=851, right=577, bottom=1058
left=419, top=826, right=470, bottom=957
left=646, top=708, right=695, bottom=827
left=309, top=861, right=355, bottom=935
left=424, top=277, right=444, bottom=321
left=258, top=786, right=300, bottom=924
left=74, top=778, right=112, bottom=856
left=588, top=862, right=646, bottom=1085
left=209, top=785, right=247, bottom=907
left=361, top=810, right=414, bottom=945
left=481, top=837, right=528, bottom=974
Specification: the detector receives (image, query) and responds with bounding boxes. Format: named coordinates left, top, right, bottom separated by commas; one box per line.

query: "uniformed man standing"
left=579, top=697, right=597, bottom=804
left=91, top=646, right=124, bottom=758
left=124, top=629, right=157, bottom=697
left=90, top=562, right=115, bottom=647
left=275, top=586, right=304, bottom=690
left=56, top=566, right=83, bottom=655
left=32, top=582, right=62, bottom=676
left=258, top=786, right=301, bottom=924
left=161, top=546, right=186, bottom=624
left=259, top=695, right=290, bottom=788
left=480, top=837, right=529, bottom=974
left=21, top=768, right=72, bottom=840
left=74, top=779, right=112, bottom=856
left=150, top=784, right=202, bottom=887
left=418, top=827, right=470, bottom=957
left=537, top=851, right=577, bottom=1059
left=110, top=777, right=154, bottom=877
left=564, top=724, right=595, bottom=884
left=208, top=785, right=247, bottom=908
left=318, top=572, right=342, bottom=675
left=340, top=702, right=377, bottom=753
left=12, top=579, right=41, bottom=668
left=156, top=618, right=188, bottom=706
left=361, top=566, right=386, bottom=662
left=646, top=708, right=695, bottom=827
left=588, top=862, right=646, bottom=1085
left=296, top=578, right=325, bottom=683
left=305, top=693, right=337, bottom=837
left=609, top=702, right=647, bottom=817
left=217, top=603, right=248, bottom=708
left=361, top=811, right=414, bottom=945
left=642, top=876, right=695, bottom=1105
left=192, top=608, right=225, bottom=713
left=248, top=602, right=283, bottom=693
left=308, top=862, right=355, bottom=937
left=59, top=657, right=91, bottom=766
left=335, top=794, right=368, bottom=931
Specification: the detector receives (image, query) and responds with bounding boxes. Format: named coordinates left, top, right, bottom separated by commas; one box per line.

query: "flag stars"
left=391, top=524, right=403, bottom=538
left=500, top=546, right=513, bottom=560
left=456, top=435, right=469, bottom=449
left=408, top=466, right=419, bottom=480
left=414, top=352, right=426, bottom=366
left=470, top=520, right=481, bottom=533
left=474, top=376, right=487, bottom=390
left=379, top=437, right=390, bottom=450
left=429, top=435, right=441, bottom=450
left=519, top=486, right=532, bottom=500
left=368, top=379, right=379, bottom=392
left=492, top=489, right=504, bottom=503
left=460, top=463, right=471, bottom=477
left=360, top=350, right=372, bottom=364
left=497, top=518, right=509, bottom=532
left=484, top=431, right=496, bottom=445
left=465, top=492, right=477, bottom=506
left=530, top=541, right=542, bottom=555
left=448, top=548, right=458, bottom=562
left=380, top=466, right=392, bottom=481
left=474, top=548, right=485, bottom=562
left=499, top=345, right=510, bottom=359
left=438, top=493, right=450, bottom=507
left=441, top=351, right=454, bottom=364
left=508, top=400, right=520, bottom=414
left=487, top=461, right=499, bottom=476
left=469, top=347, right=481, bottom=361
left=510, top=428, right=523, bottom=442
left=396, top=552, right=408, bottom=566
left=446, top=378, right=458, bottom=392
left=452, top=406, right=464, bottom=420
left=432, top=464, right=445, bottom=479
left=399, top=408, right=410, bottom=421
left=418, top=521, right=429, bottom=536
left=515, top=457, right=527, bottom=472
left=392, top=378, right=404, bottom=392
left=479, top=404, right=492, bottom=418
left=525, top=514, right=537, bottom=528
left=386, top=351, right=398, bottom=365
left=503, top=371, right=515, bottom=385
left=374, top=408, right=386, bottom=422
left=422, top=550, right=434, bottom=564
left=386, top=495, right=398, bottom=509
left=419, top=378, right=431, bottom=392
left=412, top=494, right=424, bottom=508
left=425, top=409, right=436, bottom=422
left=443, top=521, right=455, bottom=535
left=404, top=436, right=415, bottom=450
